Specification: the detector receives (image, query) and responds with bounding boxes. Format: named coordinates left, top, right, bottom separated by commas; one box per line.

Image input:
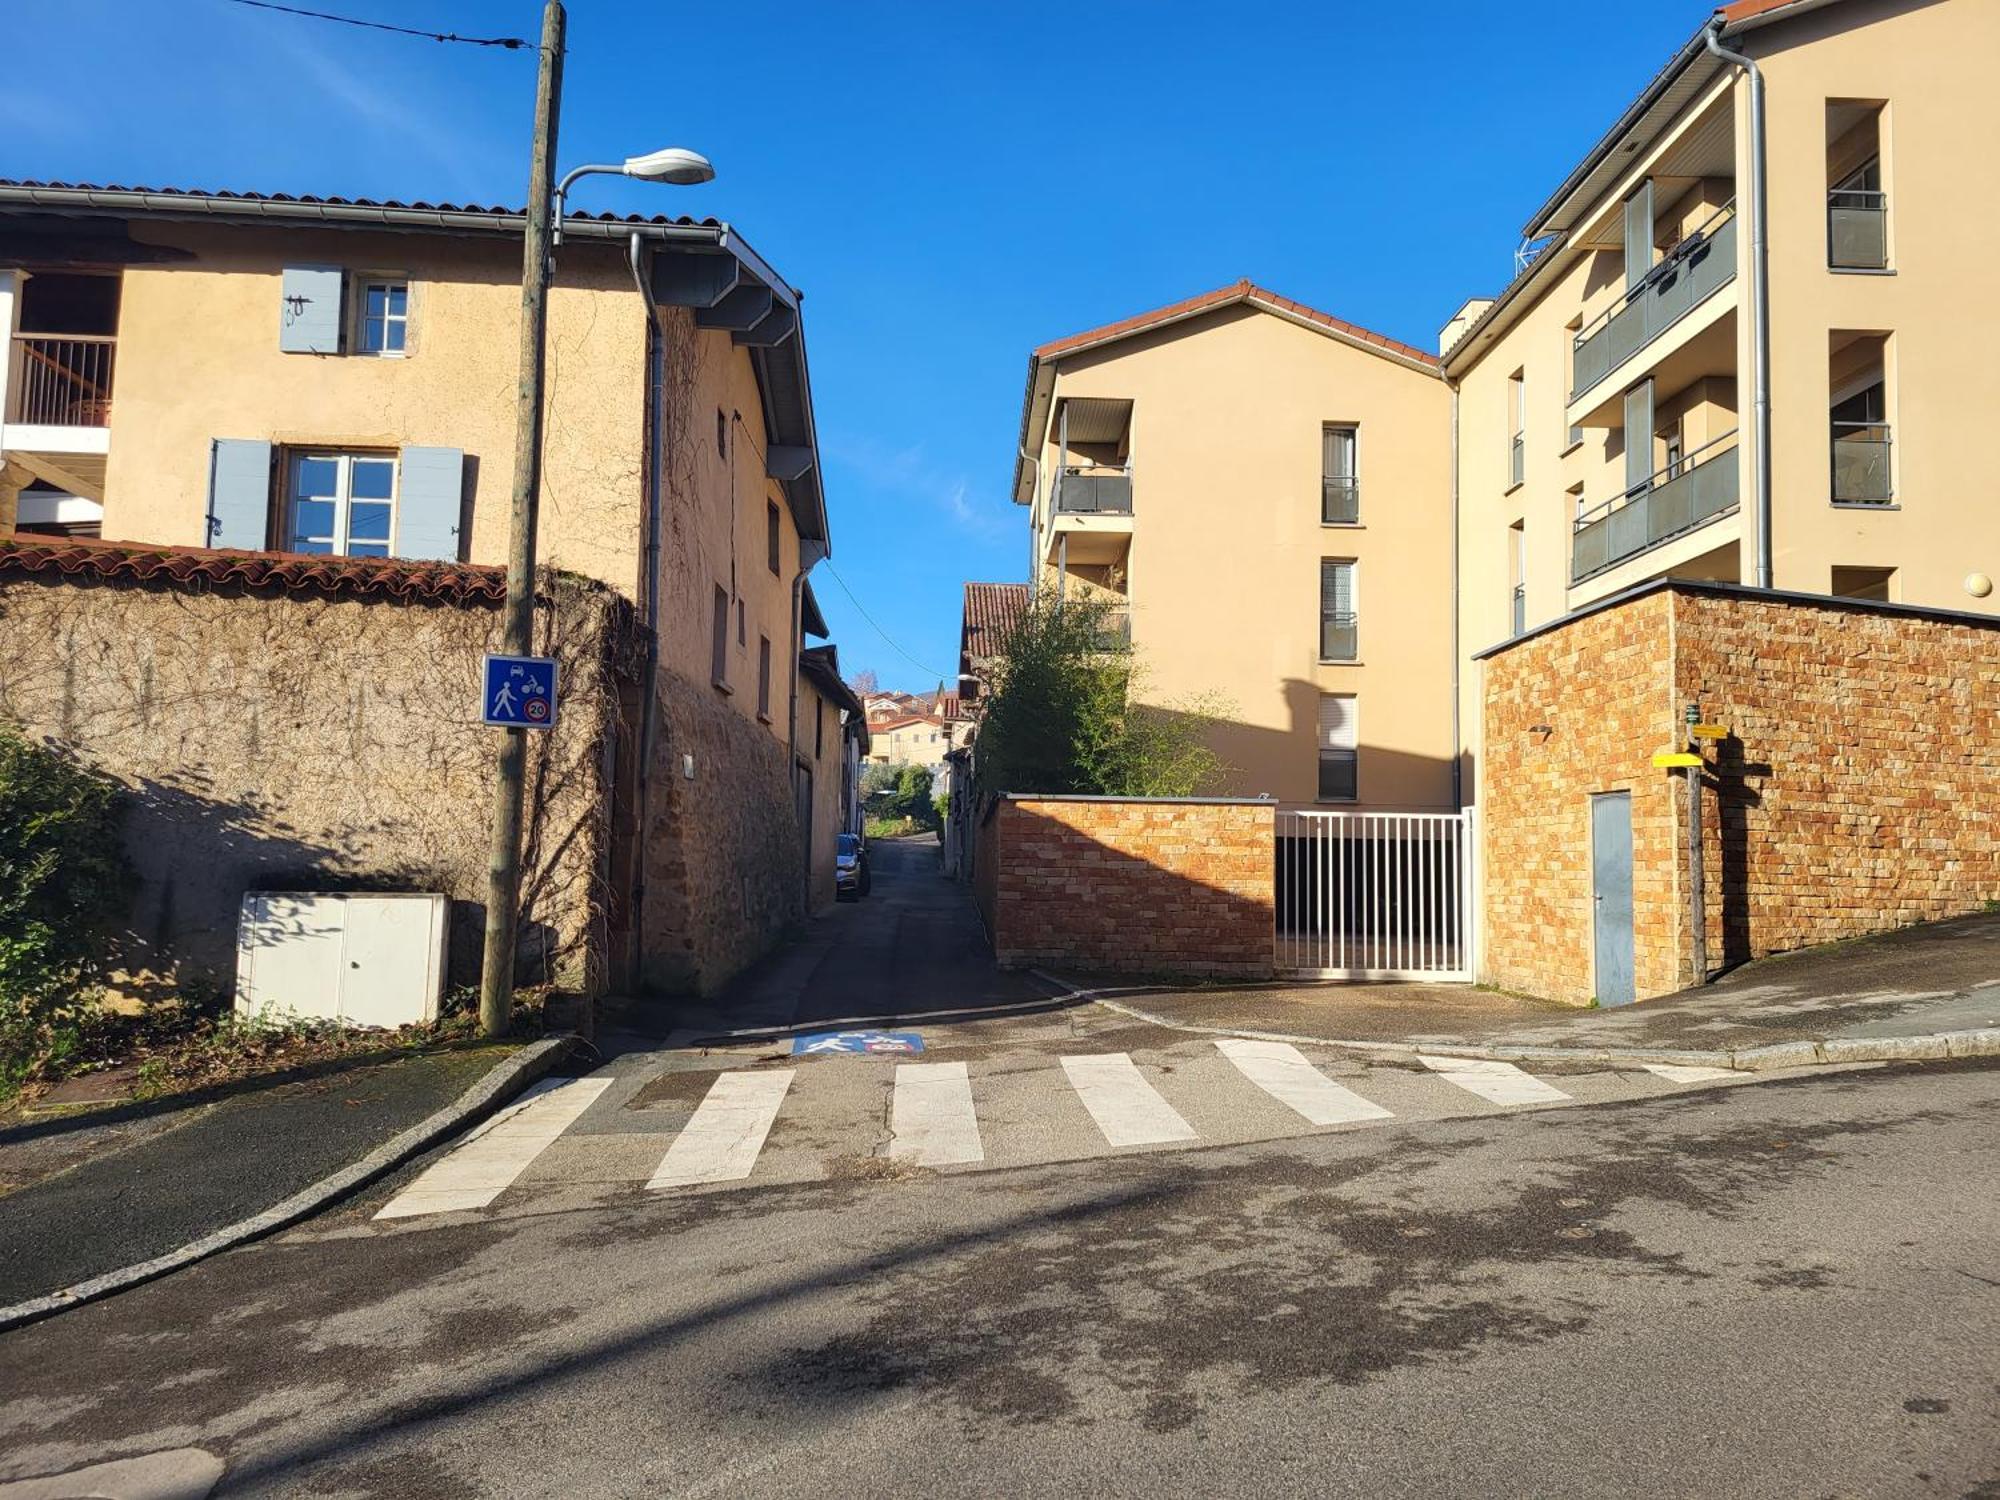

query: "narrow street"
left=2, top=849, right=1996, bottom=1496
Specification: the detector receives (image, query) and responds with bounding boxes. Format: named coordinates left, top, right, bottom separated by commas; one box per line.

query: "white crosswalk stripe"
left=1419, top=1055, right=1573, bottom=1106
left=647, top=1069, right=795, bottom=1190
left=375, top=1076, right=612, bottom=1220
left=1642, top=1062, right=1739, bottom=1083
left=888, top=1061, right=984, bottom=1166
left=1061, top=1052, right=1199, bottom=1147
left=1214, top=1038, right=1394, bottom=1126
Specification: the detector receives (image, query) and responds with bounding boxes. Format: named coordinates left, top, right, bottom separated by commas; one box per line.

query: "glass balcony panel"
left=1832, top=424, right=1892, bottom=503
left=1054, top=470, right=1133, bottom=515
left=1829, top=192, right=1888, bottom=269
left=1322, top=478, right=1359, bottom=525
left=1320, top=613, right=1358, bottom=662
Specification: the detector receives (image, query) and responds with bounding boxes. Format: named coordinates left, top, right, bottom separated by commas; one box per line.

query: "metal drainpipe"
left=787, top=540, right=827, bottom=816
left=626, top=232, right=664, bottom=983
left=1447, top=377, right=1462, bottom=810
left=1705, top=20, right=1773, bottom=589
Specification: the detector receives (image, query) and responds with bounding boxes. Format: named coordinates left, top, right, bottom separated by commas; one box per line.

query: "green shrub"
left=0, top=727, right=131, bottom=1083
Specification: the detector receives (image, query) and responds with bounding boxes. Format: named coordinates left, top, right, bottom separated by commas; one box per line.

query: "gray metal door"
left=1590, top=792, right=1636, bottom=1006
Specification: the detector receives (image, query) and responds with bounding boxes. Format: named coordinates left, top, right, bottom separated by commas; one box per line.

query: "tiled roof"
left=961, top=582, right=1029, bottom=652
left=0, top=178, right=719, bottom=230
left=0, top=539, right=507, bottom=605
left=1033, top=280, right=1439, bottom=371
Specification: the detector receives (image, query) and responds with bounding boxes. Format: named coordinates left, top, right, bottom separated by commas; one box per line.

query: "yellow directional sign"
left=1688, top=724, right=1730, bottom=740
left=1653, top=751, right=1704, bottom=768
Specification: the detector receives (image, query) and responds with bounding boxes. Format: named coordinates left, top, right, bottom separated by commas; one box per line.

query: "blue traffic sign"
left=791, top=1029, right=924, bottom=1056
left=482, top=654, right=559, bottom=729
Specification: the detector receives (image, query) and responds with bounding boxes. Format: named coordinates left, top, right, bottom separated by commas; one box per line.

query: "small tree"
left=0, top=727, right=131, bottom=1078
left=976, top=588, right=1230, bottom=799
left=848, top=668, right=880, bottom=698
left=891, top=764, right=936, bottom=825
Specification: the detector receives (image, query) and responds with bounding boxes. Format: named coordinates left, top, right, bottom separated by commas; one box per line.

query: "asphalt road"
left=1, top=1057, right=1994, bottom=1497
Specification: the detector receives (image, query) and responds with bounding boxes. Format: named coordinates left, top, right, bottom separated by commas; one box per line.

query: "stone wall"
left=1479, top=589, right=1682, bottom=1003
left=979, top=796, right=1275, bottom=978
left=0, top=552, right=639, bottom=1002
left=1479, top=581, right=2000, bottom=1003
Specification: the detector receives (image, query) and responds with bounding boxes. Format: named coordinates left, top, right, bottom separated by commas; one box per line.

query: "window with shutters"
left=1317, top=694, right=1358, bottom=802
left=285, top=451, right=397, bottom=556
left=757, top=636, right=773, bottom=722
left=1321, top=425, right=1359, bottom=524
left=1319, top=559, right=1357, bottom=662
left=711, top=585, right=731, bottom=692
left=356, top=279, right=409, bottom=355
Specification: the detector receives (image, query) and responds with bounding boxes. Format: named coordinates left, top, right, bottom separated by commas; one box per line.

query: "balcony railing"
left=1828, top=189, right=1887, bottom=270
left=1510, top=583, right=1526, bottom=637
left=1322, top=477, right=1358, bottom=525
left=1832, top=420, right=1892, bottom=504
left=1509, top=433, right=1524, bottom=488
left=1570, top=201, right=1738, bottom=403
left=1571, top=430, right=1740, bottom=583
left=1320, top=611, right=1358, bottom=662
left=1092, top=608, right=1132, bottom=651
left=1053, top=465, right=1133, bottom=515
left=7, top=334, right=115, bottom=427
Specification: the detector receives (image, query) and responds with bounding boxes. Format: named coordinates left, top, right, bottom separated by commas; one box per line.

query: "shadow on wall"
left=105, top=770, right=558, bottom=1006
left=1136, top=680, right=1460, bottom=810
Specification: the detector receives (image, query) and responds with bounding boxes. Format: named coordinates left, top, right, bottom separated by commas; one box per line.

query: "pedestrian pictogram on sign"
left=482, top=654, right=560, bottom=730
left=791, top=1029, right=924, bottom=1056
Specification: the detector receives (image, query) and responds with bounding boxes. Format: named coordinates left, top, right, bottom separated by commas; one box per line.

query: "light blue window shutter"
left=279, top=266, right=345, bottom=354
left=395, top=446, right=464, bottom=561
left=206, top=439, right=272, bottom=550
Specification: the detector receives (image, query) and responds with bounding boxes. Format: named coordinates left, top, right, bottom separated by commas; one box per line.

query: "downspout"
left=1447, top=376, right=1462, bottom=810
left=627, top=232, right=664, bottom=983
left=1705, top=19, right=1773, bottom=589
left=786, top=537, right=828, bottom=811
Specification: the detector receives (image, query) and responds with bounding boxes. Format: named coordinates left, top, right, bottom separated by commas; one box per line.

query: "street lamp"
left=480, top=0, right=717, bottom=1040
left=551, top=148, right=715, bottom=245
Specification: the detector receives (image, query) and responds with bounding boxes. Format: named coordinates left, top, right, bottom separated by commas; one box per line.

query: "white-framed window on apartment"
left=1319, top=559, right=1357, bottom=662
left=1322, top=424, right=1359, bottom=524
left=1317, top=694, right=1358, bottom=803
left=286, top=451, right=397, bottom=556
left=1562, top=319, right=1584, bottom=446
left=356, top=279, right=409, bottom=355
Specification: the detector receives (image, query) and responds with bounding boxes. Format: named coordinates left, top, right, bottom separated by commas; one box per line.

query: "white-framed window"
left=286, top=451, right=397, bottom=557
left=357, top=279, right=409, bottom=355
left=1322, top=424, right=1359, bottom=524
left=1320, top=559, right=1357, bottom=662
left=1317, top=694, right=1358, bottom=802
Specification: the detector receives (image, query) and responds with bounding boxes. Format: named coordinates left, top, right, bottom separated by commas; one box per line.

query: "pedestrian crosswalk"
left=372, top=1042, right=1749, bottom=1223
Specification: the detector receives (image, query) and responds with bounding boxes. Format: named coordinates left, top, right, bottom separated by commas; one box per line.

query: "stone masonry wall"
left=0, top=564, right=637, bottom=1001
left=1480, top=583, right=2000, bottom=1005
left=1479, top=590, right=1682, bottom=1004
left=1672, top=588, right=2000, bottom=965
left=983, top=797, right=1275, bottom=978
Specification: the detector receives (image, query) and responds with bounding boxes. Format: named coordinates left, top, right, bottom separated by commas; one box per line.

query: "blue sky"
left=4, top=0, right=1699, bottom=691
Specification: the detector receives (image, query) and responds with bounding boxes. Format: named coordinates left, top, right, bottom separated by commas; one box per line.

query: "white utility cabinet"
left=235, top=892, right=449, bottom=1028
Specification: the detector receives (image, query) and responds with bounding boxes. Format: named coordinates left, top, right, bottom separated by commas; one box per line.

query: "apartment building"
left=1448, top=0, right=1999, bottom=741
left=0, top=179, right=844, bottom=994
left=1011, top=281, right=1454, bottom=812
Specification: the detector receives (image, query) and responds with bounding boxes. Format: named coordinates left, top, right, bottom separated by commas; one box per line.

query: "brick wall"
left=981, top=796, right=1275, bottom=978
left=1480, top=582, right=2000, bottom=1003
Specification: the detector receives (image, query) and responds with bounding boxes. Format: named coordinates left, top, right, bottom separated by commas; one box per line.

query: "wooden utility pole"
left=480, top=0, right=566, bottom=1039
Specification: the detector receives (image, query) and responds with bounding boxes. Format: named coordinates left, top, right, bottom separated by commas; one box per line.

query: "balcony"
left=1092, top=607, right=1132, bottom=651
left=1053, top=465, right=1132, bottom=515
left=1832, top=420, right=1892, bottom=504
left=1508, top=433, right=1524, bottom=489
left=1571, top=431, right=1740, bottom=583
left=1828, top=189, right=1888, bottom=270
left=1322, top=477, right=1358, bottom=525
left=1320, top=611, right=1358, bottom=663
left=7, top=334, right=115, bottom=428
left=1510, top=583, right=1526, bottom=637
left=1570, top=202, right=1738, bottom=404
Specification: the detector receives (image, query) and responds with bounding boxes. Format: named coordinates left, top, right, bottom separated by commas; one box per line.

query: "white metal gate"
left=1275, top=809, right=1474, bottom=981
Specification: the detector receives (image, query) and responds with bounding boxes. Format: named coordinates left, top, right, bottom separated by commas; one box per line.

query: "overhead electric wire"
left=222, top=0, right=531, bottom=48
left=819, top=561, right=950, bottom=685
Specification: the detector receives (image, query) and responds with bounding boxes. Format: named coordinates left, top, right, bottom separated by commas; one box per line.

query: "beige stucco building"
left=1445, top=0, right=2000, bottom=995
left=1011, top=282, right=1456, bottom=813
left=0, top=180, right=855, bottom=995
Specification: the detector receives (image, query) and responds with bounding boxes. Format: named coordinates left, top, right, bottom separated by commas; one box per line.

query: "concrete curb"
left=0, top=1034, right=576, bottom=1335
left=1040, top=973, right=2000, bottom=1076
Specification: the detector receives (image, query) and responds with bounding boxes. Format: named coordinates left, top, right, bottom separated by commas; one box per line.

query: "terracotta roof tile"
left=1033, top=280, right=1438, bottom=370
left=0, top=538, right=507, bottom=605
left=961, top=581, right=1029, bottom=649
